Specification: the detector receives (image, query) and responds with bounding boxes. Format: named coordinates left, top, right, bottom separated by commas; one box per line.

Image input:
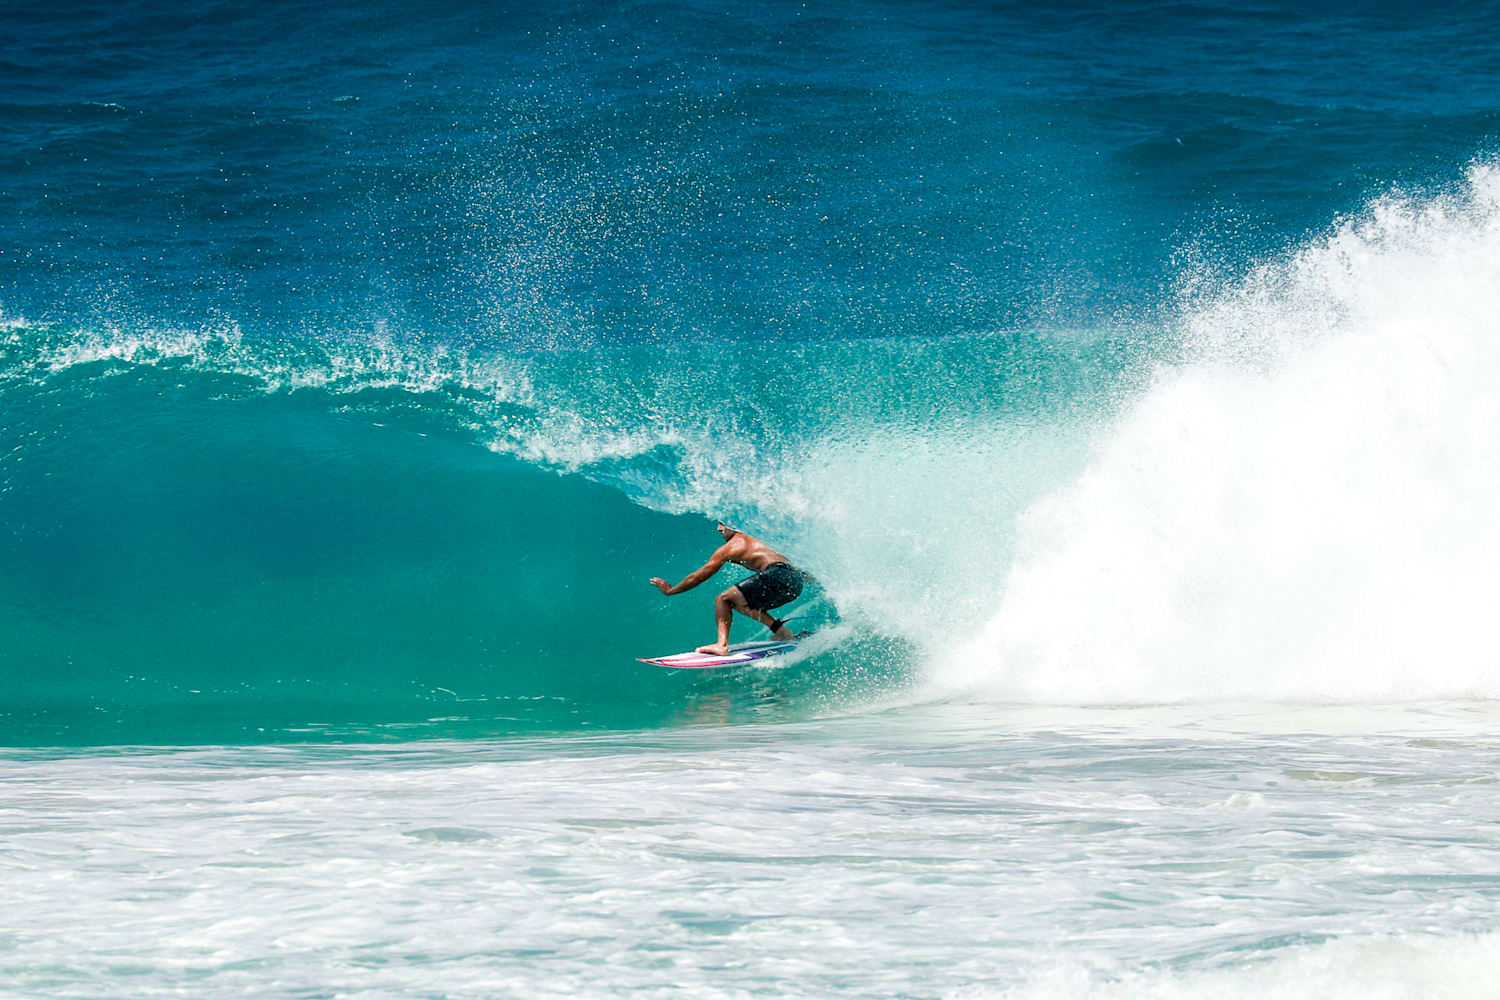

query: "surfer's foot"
left=696, top=642, right=730, bottom=655
left=772, top=627, right=794, bottom=640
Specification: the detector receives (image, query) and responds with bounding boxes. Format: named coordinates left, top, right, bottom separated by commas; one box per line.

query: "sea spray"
left=941, top=161, right=1500, bottom=704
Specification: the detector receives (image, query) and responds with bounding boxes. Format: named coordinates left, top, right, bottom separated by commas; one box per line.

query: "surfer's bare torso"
left=718, top=533, right=791, bottom=574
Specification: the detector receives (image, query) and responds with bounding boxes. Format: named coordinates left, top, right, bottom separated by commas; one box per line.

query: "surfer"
left=650, top=522, right=804, bottom=655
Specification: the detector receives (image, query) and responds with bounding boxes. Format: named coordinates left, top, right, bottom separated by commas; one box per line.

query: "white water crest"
left=939, top=160, right=1500, bottom=704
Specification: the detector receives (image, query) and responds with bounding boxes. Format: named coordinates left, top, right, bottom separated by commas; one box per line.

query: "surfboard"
left=638, top=638, right=799, bottom=669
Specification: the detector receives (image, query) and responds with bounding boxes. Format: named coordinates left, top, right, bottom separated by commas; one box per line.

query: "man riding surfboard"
left=650, top=522, right=805, bottom=655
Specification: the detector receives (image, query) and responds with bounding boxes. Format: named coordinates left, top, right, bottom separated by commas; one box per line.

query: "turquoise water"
left=6, top=0, right=1500, bottom=994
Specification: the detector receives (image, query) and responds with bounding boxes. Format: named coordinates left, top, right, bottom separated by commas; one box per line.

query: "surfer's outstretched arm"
left=650, top=543, right=732, bottom=595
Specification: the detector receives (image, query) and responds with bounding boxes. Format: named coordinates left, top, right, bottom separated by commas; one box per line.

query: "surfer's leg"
left=731, top=584, right=794, bottom=640
left=695, top=588, right=738, bottom=655
left=741, top=605, right=792, bottom=639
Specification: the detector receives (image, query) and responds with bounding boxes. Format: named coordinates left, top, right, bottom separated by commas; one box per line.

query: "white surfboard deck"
left=638, top=638, right=798, bottom=669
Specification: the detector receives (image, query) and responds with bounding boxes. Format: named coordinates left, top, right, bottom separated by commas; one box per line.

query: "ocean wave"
left=10, top=161, right=1500, bottom=733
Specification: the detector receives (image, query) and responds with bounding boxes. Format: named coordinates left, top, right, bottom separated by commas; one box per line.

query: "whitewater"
left=6, top=704, right=1500, bottom=999
left=7, top=0, right=1500, bottom=995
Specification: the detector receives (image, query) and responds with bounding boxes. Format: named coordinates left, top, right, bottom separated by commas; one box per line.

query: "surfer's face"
left=717, top=522, right=736, bottom=539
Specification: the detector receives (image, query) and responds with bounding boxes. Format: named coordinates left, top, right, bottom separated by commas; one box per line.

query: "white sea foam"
left=3, top=703, right=1498, bottom=999
left=984, top=931, right=1500, bottom=1000
left=936, top=160, right=1500, bottom=704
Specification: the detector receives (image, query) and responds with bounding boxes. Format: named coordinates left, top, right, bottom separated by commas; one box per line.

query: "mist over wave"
left=938, top=161, right=1500, bottom=705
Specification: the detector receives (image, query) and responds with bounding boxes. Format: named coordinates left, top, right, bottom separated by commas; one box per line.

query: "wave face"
left=0, top=317, right=1114, bottom=742
left=7, top=0, right=1500, bottom=741
left=0, top=335, right=715, bottom=741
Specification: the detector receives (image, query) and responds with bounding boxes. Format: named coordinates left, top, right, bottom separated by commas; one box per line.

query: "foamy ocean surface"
left=5, top=1, right=1500, bottom=996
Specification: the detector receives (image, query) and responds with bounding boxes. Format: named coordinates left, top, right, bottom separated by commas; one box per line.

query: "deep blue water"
left=8, top=0, right=1498, bottom=340
left=3, top=0, right=1500, bottom=742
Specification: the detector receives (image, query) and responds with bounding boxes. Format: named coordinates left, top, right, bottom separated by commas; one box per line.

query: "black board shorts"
left=734, top=562, right=803, bottom=612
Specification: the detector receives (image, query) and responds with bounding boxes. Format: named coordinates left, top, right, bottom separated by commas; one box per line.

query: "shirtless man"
left=650, top=522, right=804, bottom=655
